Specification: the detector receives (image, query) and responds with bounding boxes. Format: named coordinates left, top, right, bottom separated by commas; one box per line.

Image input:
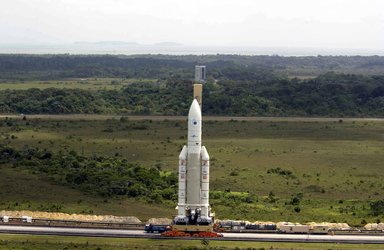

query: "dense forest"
left=0, top=54, right=384, bottom=116
left=1, top=54, right=384, bottom=79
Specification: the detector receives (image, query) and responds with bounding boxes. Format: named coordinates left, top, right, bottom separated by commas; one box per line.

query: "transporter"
left=162, top=67, right=221, bottom=237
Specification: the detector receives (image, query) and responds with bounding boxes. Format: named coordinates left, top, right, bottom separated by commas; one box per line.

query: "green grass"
left=0, top=78, right=156, bottom=91
left=0, top=165, right=173, bottom=220
left=1, top=117, right=384, bottom=225
left=0, top=234, right=383, bottom=250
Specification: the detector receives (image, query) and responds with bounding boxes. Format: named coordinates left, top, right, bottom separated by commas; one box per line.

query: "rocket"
left=174, top=99, right=212, bottom=225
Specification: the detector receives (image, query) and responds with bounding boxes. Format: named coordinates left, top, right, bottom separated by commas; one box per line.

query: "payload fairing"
left=174, top=99, right=212, bottom=226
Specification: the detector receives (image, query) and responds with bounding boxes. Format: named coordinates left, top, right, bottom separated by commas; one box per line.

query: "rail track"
left=1, top=218, right=384, bottom=244
left=1, top=225, right=384, bottom=244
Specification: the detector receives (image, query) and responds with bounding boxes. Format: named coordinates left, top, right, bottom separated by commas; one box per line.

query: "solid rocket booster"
left=175, top=99, right=211, bottom=225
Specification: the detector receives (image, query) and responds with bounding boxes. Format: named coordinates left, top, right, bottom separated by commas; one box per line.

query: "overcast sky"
left=1, top=0, right=383, bottom=50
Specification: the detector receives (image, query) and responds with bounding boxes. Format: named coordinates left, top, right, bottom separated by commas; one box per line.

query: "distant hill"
left=74, top=41, right=141, bottom=46
left=73, top=41, right=184, bottom=46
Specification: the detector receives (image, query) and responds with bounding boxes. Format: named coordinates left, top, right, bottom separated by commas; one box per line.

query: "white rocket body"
left=175, top=99, right=211, bottom=225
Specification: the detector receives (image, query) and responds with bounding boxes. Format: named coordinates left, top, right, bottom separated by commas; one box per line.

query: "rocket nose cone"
left=189, top=99, right=201, bottom=119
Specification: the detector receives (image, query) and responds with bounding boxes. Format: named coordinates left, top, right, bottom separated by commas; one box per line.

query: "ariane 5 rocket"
left=174, top=98, right=212, bottom=226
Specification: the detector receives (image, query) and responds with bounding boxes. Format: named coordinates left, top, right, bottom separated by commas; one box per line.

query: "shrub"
left=370, top=200, right=384, bottom=216
left=267, top=167, right=296, bottom=178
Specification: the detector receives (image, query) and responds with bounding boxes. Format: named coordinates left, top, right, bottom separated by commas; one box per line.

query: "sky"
left=0, top=0, right=383, bottom=50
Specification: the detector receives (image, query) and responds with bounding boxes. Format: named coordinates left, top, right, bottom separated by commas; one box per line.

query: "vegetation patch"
left=0, top=146, right=177, bottom=205
left=267, top=167, right=296, bottom=178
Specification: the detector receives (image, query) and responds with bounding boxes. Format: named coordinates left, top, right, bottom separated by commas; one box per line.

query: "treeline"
left=0, top=55, right=383, bottom=116
left=0, top=81, right=192, bottom=115
left=0, top=146, right=177, bottom=203
left=218, top=72, right=384, bottom=116
left=0, top=54, right=384, bottom=80
left=0, top=73, right=383, bottom=116
left=0, top=55, right=193, bottom=80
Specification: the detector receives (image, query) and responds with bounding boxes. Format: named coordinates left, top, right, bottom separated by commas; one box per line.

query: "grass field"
left=0, top=234, right=383, bottom=250
left=0, top=78, right=156, bottom=91
left=0, top=116, right=384, bottom=225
